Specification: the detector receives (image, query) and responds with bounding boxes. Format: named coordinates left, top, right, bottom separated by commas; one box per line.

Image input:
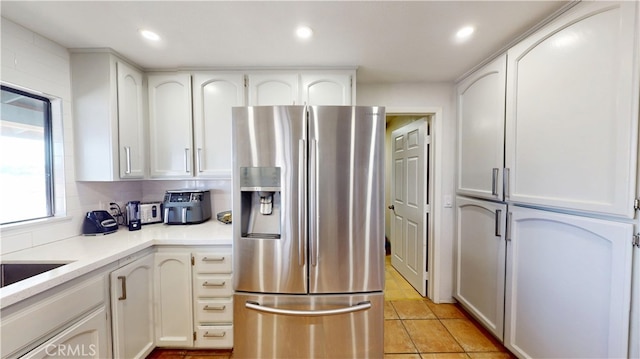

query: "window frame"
left=1, top=85, right=55, bottom=224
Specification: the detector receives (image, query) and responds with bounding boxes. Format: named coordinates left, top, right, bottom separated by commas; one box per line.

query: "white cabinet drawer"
left=193, top=251, right=232, bottom=274
left=195, top=299, right=233, bottom=323
left=194, top=325, right=233, bottom=349
left=194, top=274, right=233, bottom=298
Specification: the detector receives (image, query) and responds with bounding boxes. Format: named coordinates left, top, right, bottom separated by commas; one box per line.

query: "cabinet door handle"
left=124, top=147, right=132, bottom=174
left=491, top=168, right=499, bottom=196
left=202, top=256, right=225, bottom=262
left=203, top=305, right=227, bottom=311
left=203, top=331, right=226, bottom=338
left=202, top=281, right=226, bottom=287
left=184, top=148, right=191, bottom=173
left=503, top=168, right=510, bottom=199
left=495, top=209, right=502, bottom=237
left=197, top=148, right=203, bottom=173
left=117, top=276, right=127, bottom=300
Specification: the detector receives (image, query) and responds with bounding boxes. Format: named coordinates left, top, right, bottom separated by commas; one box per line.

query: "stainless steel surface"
left=495, top=209, right=502, bottom=236
left=307, top=106, right=385, bottom=294
left=492, top=167, right=499, bottom=195
left=232, top=106, right=385, bottom=294
left=0, top=263, right=68, bottom=288
left=245, top=300, right=371, bottom=316
left=125, top=146, right=132, bottom=174
left=139, top=202, right=163, bottom=224
left=232, top=106, right=385, bottom=357
left=234, top=292, right=384, bottom=359
left=162, top=189, right=212, bottom=224
left=232, top=106, right=307, bottom=294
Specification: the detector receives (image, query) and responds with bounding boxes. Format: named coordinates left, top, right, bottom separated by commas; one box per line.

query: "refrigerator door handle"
left=245, top=301, right=372, bottom=317
left=298, top=139, right=307, bottom=267
left=309, top=139, right=319, bottom=267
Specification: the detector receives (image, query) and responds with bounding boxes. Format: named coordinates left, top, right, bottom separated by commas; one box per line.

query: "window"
left=0, top=85, right=54, bottom=224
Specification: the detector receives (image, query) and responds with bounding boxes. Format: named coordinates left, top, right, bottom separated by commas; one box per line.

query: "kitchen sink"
left=0, top=262, right=69, bottom=288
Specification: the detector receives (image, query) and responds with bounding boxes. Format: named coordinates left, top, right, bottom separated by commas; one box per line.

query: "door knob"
left=388, top=205, right=395, bottom=210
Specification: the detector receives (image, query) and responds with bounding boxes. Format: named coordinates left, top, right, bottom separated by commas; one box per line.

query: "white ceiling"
left=0, top=1, right=571, bottom=83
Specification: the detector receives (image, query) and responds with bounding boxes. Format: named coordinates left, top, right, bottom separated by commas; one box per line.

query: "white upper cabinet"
left=248, top=71, right=355, bottom=106
left=192, top=72, right=245, bottom=178
left=301, top=72, right=353, bottom=105
left=247, top=73, right=299, bottom=105
left=148, top=73, right=194, bottom=178
left=505, top=1, right=639, bottom=217
left=505, top=206, right=633, bottom=358
left=117, top=61, right=146, bottom=179
left=456, top=55, right=507, bottom=200
left=71, top=51, right=146, bottom=181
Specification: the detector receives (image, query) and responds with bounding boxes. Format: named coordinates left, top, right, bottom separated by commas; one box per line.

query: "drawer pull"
left=204, top=305, right=227, bottom=311
left=202, top=256, right=225, bottom=262
left=203, top=281, right=226, bottom=287
left=203, top=331, right=226, bottom=338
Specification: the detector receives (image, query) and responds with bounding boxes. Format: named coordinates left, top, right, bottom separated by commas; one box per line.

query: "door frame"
left=386, top=106, right=442, bottom=301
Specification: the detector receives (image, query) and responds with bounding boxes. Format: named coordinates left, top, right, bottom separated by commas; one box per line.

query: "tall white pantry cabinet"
left=455, top=1, right=639, bottom=358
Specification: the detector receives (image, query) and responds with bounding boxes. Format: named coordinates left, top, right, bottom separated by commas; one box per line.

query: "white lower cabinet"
left=22, top=306, right=109, bottom=359
left=505, top=206, right=633, bottom=358
left=110, top=253, right=155, bottom=359
left=192, top=248, right=233, bottom=349
left=153, top=246, right=234, bottom=350
left=454, top=197, right=506, bottom=341
left=154, top=252, right=193, bottom=347
left=1, top=273, right=110, bottom=359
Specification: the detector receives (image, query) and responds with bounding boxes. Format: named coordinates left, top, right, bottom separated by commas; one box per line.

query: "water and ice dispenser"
left=239, top=167, right=281, bottom=239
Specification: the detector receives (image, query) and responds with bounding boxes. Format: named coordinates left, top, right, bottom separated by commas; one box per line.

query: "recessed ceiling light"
left=456, top=26, right=475, bottom=40
left=296, top=26, right=313, bottom=39
left=139, top=29, right=160, bottom=41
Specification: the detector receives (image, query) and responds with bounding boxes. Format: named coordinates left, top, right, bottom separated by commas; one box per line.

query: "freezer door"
left=233, top=292, right=383, bottom=358
left=308, top=106, right=385, bottom=293
left=232, top=106, right=307, bottom=294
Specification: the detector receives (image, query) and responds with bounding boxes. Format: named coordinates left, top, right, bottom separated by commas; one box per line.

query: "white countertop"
left=0, top=220, right=232, bottom=309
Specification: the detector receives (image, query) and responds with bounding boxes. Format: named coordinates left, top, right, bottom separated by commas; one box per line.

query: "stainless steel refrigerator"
left=232, top=105, right=385, bottom=358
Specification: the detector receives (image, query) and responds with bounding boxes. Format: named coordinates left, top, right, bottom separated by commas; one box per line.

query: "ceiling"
left=1, top=1, right=571, bottom=83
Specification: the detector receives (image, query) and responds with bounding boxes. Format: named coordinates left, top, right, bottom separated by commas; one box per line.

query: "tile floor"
left=147, top=256, right=514, bottom=359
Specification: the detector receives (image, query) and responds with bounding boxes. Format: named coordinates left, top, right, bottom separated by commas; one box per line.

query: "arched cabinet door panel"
left=504, top=1, right=639, bottom=218
left=456, top=55, right=506, bottom=200
left=504, top=206, right=633, bottom=358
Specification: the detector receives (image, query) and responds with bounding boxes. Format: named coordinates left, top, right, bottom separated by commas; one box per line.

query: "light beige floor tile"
left=440, top=319, right=501, bottom=352
left=392, top=300, right=437, bottom=319
left=384, top=354, right=423, bottom=359
left=420, top=354, right=470, bottom=359
left=403, top=320, right=464, bottom=353
left=385, top=301, right=400, bottom=319
left=466, top=352, right=515, bottom=359
left=385, top=289, right=409, bottom=301
left=425, top=301, right=468, bottom=319
left=384, top=320, right=418, bottom=354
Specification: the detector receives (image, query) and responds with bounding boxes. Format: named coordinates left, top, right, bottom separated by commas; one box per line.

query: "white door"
left=192, top=72, right=245, bottom=178
left=505, top=1, right=638, bottom=218
left=456, top=55, right=506, bottom=200
left=454, top=196, right=506, bottom=341
left=111, top=254, right=155, bottom=359
left=247, top=73, right=299, bottom=105
left=505, top=206, right=633, bottom=358
left=390, top=120, right=428, bottom=296
left=148, top=73, right=193, bottom=178
left=116, top=60, right=146, bottom=179
left=154, top=252, right=193, bottom=347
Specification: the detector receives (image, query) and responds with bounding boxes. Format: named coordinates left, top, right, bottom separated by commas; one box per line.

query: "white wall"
left=0, top=18, right=233, bottom=255
left=358, top=83, right=457, bottom=303
left=0, top=18, right=144, bottom=254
